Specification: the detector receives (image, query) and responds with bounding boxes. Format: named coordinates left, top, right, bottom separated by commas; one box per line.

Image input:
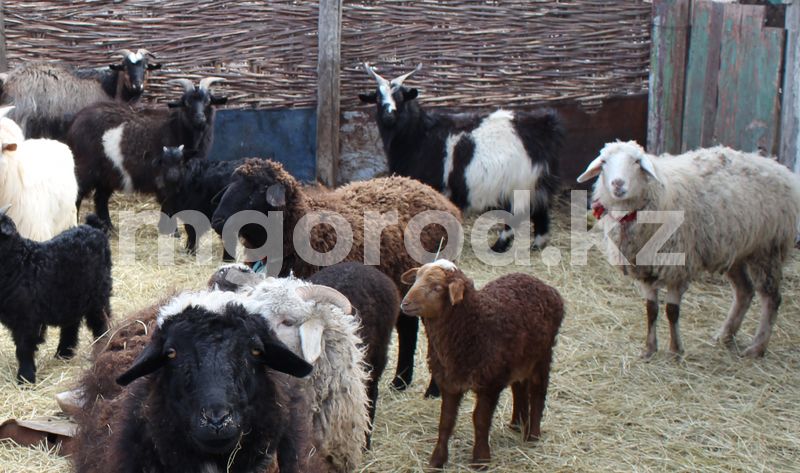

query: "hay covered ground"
left=0, top=194, right=798, bottom=472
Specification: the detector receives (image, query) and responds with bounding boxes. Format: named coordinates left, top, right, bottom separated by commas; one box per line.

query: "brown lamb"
left=400, top=260, right=564, bottom=469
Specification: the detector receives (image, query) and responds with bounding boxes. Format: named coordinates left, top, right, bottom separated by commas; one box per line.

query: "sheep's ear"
left=403, top=88, right=418, bottom=101
left=258, top=336, right=314, bottom=378
left=147, top=62, right=162, bottom=70
left=116, top=335, right=167, bottom=386
left=108, top=64, right=124, bottom=71
left=298, top=318, right=325, bottom=364
left=448, top=280, right=464, bottom=306
left=400, top=268, right=419, bottom=285
left=358, top=92, right=377, bottom=104
left=210, top=95, right=228, bottom=106
left=266, top=184, right=286, bottom=207
left=638, top=155, right=660, bottom=183
left=2, top=143, right=17, bottom=152
left=577, top=156, right=605, bottom=183
left=0, top=217, right=16, bottom=236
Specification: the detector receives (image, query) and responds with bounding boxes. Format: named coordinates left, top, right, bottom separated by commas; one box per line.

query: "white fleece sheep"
left=0, top=107, right=78, bottom=241
left=578, top=141, right=800, bottom=358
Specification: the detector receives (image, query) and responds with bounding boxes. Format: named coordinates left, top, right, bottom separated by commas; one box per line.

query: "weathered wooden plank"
left=714, top=4, right=783, bottom=155
left=648, top=0, right=691, bottom=155
left=682, top=0, right=724, bottom=151
left=780, top=0, right=799, bottom=172
left=0, top=0, right=7, bottom=72
left=316, top=0, right=343, bottom=186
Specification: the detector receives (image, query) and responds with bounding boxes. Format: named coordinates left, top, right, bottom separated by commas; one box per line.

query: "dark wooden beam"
left=316, top=0, right=342, bottom=186
left=0, top=0, right=8, bottom=72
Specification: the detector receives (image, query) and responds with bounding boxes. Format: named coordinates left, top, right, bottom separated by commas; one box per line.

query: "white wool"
left=0, top=135, right=78, bottom=241
left=427, top=259, right=458, bottom=272
left=157, top=290, right=244, bottom=326
left=102, top=124, right=134, bottom=193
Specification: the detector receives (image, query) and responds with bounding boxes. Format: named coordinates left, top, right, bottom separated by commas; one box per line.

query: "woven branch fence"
left=2, top=0, right=651, bottom=110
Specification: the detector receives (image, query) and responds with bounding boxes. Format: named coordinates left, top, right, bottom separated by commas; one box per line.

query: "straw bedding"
left=0, top=194, right=798, bottom=472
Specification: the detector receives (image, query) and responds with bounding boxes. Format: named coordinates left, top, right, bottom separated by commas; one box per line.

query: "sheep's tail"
left=84, top=214, right=107, bottom=232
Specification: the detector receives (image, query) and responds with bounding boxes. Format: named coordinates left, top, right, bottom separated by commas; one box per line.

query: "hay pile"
left=0, top=194, right=798, bottom=472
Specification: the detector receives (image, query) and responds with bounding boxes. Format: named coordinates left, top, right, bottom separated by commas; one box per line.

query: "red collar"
left=592, top=201, right=638, bottom=224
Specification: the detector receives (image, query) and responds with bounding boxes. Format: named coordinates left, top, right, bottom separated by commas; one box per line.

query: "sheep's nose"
left=203, top=407, right=232, bottom=431
left=611, top=178, right=625, bottom=189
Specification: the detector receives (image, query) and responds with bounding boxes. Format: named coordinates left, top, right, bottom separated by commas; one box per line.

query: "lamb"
left=577, top=141, right=800, bottom=358
left=67, top=77, right=227, bottom=229
left=0, top=106, right=79, bottom=241
left=359, top=63, right=563, bottom=251
left=400, top=259, right=564, bottom=469
left=211, top=261, right=400, bottom=449
left=155, top=145, right=246, bottom=261
left=0, top=207, right=112, bottom=383
left=211, top=159, right=462, bottom=395
left=71, top=291, right=315, bottom=473
left=0, top=49, right=161, bottom=139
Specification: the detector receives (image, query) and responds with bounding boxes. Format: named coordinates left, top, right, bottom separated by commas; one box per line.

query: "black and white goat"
left=156, top=145, right=245, bottom=261
left=359, top=64, right=563, bottom=251
left=67, top=77, right=227, bottom=229
left=0, top=49, right=161, bottom=139
left=0, top=206, right=112, bottom=384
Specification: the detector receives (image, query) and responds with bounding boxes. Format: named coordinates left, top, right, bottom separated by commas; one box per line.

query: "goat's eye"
left=432, top=285, right=444, bottom=293
left=251, top=348, right=262, bottom=357
left=280, top=319, right=295, bottom=327
left=166, top=348, right=177, bottom=359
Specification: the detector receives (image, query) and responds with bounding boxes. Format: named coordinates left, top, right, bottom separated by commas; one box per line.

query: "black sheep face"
left=156, top=145, right=187, bottom=186
left=116, top=303, right=311, bottom=456
left=211, top=170, right=286, bottom=249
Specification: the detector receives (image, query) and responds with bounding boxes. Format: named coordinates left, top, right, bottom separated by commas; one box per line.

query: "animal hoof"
left=470, top=458, right=490, bottom=470
left=742, top=344, right=766, bottom=358
left=507, top=422, right=522, bottom=432
left=490, top=238, right=512, bottom=253
left=639, top=348, right=656, bottom=359
left=532, top=234, right=550, bottom=250
left=55, top=348, right=76, bottom=360
left=423, top=383, right=441, bottom=399
left=712, top=331, right=734, bottom=346
left=17, top=372, right=35, bottom=385
left=390, top=376, right=410, bottom=391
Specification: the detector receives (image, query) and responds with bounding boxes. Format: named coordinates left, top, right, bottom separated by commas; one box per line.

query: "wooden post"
left=316, top=0, right=342, bottom=186
left=647, top=0, right=691, bottom=155
left=0, top=0, right=8, bottom=72
left=780, top=0, right=799, bottom=173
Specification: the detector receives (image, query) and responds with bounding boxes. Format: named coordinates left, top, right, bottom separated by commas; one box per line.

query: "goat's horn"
left=295, top=285, right=352, bottom=315
left=137, top=48, right=156, bottom=58
left=116, top=49, right=134, bottom=59
left=0, top=105, right=14, bottom=119
left=0, top=204, right=11, bottom=216
left=198, top=77, right=225, bottom=92
left=363, top=62, right=389, bottom=87
left=390, top=63, right=422, bottom=88
left=167, top=78, right=196, bottom=93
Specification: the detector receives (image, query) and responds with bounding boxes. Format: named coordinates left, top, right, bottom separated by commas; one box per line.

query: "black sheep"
left=67, top=77, right=227, bottom=229
left=308, top=262, right=400, bottom=448
left=0, top=206, right=112, bottom=383
left=155, top=145, right=246, bottom=262
left=71, top=292, right=315, bottom=473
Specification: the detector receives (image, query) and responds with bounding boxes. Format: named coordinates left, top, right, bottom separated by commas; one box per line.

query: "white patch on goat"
left=128, top=52, right=144, bottom=63
left=380, top=84, right=396, bottom=112
left=102, top=125, right=134, bottom=193
left=441, top=132, right=464, bottom=197
left=158, top=290, right=247, bottom=326
left=429, top=259, right=458, bottom=272
left=460, top=110, right=541, bottom=214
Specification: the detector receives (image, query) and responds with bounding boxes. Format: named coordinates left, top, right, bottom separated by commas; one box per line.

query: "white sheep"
left=578, top=141, right=800, bottom=358
left=0, top=106, right=78, bottom=241
left=239, top=277, right=370, bottom=473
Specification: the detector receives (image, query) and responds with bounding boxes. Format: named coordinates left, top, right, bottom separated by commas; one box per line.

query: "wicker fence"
left=2, top=0, right=651, bottom=110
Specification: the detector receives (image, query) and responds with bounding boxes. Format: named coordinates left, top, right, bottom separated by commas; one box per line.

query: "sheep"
left=400, top=259, right=564, bottom=469
left=211, top=261, right=400, bottom=449
left=0, top=207, right=112, bottom=383
left=359, top=63, right=563, bottom=251
left=67, top=77, right=227, bottom=229
left=0, top=49, right=161, bottom=139
left=71, top=291, right=315, bottom=473
left=237, top=276, right=370, bottom=472
left=577, top=141, right=800, bottom=358
left=210, top=158, right=463, bottom=395
left=0, top=106, right=79, bottom=241
left=155, top=145, right=246, bottom=261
